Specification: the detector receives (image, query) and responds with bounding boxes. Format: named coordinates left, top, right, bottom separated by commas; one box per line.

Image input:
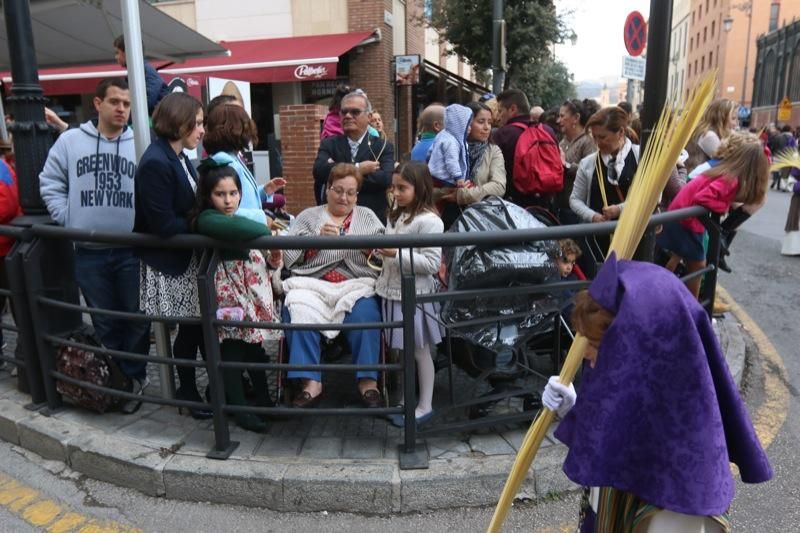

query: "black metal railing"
left=0, top=206, right=720, bottom=468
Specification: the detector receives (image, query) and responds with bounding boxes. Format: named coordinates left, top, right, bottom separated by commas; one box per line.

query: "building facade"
left=685, top=0, right=800, bottom=107
left=752, top=18, right=800, bottom=126
left=668, top=0, right=691, bottom=101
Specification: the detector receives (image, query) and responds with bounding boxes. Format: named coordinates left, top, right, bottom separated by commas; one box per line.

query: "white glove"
left=542, top=376, right=576, bottom=418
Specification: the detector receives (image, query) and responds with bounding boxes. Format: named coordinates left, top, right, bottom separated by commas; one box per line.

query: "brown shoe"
left=360, top=388, right=383, bottom=408
left=292, top=390, right=322, bottom=408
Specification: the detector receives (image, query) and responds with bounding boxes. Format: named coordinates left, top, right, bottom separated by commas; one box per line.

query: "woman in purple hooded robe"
left=542, top=253, right=772, bottom=532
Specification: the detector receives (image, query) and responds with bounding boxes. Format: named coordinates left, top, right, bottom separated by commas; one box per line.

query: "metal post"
left=120, top=0, right=151, bottom=159
left=701, top=214, right=722, bottom=318
left=640, top=0, right=673, bottom=151
left=491, top=0, right=506, bottom=94
left=741, top=4, right=754, bottom=107
left=398, top=250, right=428, bottom=469
left=154, top=323, right=174, bottom=399
left=196, top=250, right=238, bottom=460
left=3, top=0, right=51, bottom=215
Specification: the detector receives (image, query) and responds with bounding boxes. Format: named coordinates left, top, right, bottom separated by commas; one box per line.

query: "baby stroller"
left=434, top=197, right=569, bottom=429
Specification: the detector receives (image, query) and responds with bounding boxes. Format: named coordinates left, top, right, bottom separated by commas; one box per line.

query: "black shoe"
left=718, top=254, right=732, bottom=273
left=234, top=413, right=267, bottom=433
left=176, top=387, right=213, bottom=420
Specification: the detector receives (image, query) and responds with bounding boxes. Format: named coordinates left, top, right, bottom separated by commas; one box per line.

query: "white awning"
left=0, top=0, right=227, bottom=70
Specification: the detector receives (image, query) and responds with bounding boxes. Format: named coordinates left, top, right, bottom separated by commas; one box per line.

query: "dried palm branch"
left=487, top=72, right=718, bottom=533
left=770, top=148, right=800, bottom=172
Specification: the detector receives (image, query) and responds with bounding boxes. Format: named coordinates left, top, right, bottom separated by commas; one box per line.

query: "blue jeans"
left=284, top=295, right=380, bottom=382
left=74, top=247, right=150, bottom=381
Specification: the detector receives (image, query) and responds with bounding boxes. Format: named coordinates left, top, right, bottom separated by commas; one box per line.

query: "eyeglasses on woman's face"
left=328, top=186, right=358, bottom=199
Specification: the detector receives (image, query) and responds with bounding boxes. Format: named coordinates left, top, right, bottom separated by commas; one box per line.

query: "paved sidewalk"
left=0, top=317, right=746, bottom=513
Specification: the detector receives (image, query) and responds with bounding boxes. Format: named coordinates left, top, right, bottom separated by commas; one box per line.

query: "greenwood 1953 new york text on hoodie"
left=40, top=120, right=137, bottom=246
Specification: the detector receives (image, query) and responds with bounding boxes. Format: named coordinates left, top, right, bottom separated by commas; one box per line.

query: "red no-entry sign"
left=624, top=11, right=647, bottom=57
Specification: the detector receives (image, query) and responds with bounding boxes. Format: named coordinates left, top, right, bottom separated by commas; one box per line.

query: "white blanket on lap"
left=282, top=277, right=377, bottom=339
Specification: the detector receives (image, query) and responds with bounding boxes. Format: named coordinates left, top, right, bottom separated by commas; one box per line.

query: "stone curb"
left=0, top=317, right=746, bottom=513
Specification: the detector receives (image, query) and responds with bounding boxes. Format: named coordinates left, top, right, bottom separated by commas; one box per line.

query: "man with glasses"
left=313, top=91, right=395, bottom=222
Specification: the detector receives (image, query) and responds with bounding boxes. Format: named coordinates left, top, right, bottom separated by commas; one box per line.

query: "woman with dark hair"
left=204, top=104, right=285, bottom=225
left=435, top=100, right=506, bottom=229
left=321, top=83, right=351, bottom=140
left=134, top=92, right=210, bottom=417
left=557, top=99, right=599, bottom=223
left=570, top=107, right=640, bottom=257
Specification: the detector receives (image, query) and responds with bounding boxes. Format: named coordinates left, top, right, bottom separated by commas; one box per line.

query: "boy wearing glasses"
left=313, top=91, right=395, bottom=223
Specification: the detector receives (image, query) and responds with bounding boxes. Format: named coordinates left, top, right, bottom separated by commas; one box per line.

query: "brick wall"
left=348, top=0, right=395, bottom=146
left=279, top=104, right=327, bottom=213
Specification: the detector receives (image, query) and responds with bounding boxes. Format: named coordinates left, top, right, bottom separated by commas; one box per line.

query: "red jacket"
left=0, top=160, right=21, bottom=256
left=668, top=173, right=738, bottom=233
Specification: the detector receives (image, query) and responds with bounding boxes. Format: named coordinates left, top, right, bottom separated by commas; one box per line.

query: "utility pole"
left=491, top=0, right=506, bottom=94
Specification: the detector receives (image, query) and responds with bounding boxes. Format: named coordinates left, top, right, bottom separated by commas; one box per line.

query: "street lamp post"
left=724, top=2, right=754, bottom=107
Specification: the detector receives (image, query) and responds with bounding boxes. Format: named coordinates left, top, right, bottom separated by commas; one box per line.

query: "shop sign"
left=294, top=64, right=329, bottom=80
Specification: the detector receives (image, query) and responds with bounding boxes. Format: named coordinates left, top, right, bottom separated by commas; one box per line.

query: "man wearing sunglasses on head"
left=313, top=91, right=395, bottom=223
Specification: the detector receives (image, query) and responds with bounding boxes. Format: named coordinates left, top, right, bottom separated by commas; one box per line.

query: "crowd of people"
left=0, top=51, right=785, bottom=529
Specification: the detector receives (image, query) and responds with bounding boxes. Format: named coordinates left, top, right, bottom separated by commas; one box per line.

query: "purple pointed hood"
left=554, top=253, right=772, bottom=516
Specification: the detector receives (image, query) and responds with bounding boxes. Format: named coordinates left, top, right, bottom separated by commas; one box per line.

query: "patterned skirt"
left=382, top=299, right=443, bottom=350
left=139, top=256, right=201, bottom=318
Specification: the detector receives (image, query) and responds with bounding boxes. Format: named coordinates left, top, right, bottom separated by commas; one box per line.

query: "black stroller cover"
left=441, top=197, right=561, bottom=355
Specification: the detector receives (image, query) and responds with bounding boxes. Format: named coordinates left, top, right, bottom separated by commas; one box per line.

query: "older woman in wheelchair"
left=280, top=163, right=385, bottom=409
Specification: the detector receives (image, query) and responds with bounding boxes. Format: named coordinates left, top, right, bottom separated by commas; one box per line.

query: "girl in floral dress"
left=193, top=161, right=282, bottom=432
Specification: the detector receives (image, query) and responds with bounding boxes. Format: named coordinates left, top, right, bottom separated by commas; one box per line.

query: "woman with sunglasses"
left=281, top=163, right=386, bottom=409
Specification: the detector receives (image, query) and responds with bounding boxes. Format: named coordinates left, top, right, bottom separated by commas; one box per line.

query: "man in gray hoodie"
left=40, top=78, right=150, bottom=413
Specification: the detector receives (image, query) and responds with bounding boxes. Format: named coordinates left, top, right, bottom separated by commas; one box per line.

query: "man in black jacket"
left=312, top=92, right=394, bottom=221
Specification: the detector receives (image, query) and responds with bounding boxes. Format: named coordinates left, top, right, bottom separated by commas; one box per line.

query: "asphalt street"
left=0, top=190, right=796, bottom=532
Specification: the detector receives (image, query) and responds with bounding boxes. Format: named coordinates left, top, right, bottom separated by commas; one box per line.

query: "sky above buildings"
left=555, top=0, right=651, bottom=82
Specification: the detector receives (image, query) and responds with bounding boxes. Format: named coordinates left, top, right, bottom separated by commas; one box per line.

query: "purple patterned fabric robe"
left=554, top=254, right=772, bottom=516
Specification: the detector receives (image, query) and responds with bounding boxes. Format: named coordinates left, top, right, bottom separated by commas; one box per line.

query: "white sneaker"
left=121, top=377, right=150, bottom=414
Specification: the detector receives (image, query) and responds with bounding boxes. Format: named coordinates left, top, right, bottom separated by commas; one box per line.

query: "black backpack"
left=55, top=326, right=132, bottom=413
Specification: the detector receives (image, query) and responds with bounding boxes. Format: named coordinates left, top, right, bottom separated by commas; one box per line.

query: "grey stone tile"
left=283, top=463, right=396, bottom=513
left=469, top=433, right=515, bottom=456
left=116, top=418, right=190, bottom=448
left=254, top=435, right=302, bottom=458
left=425, top=436, right=470, bottom=459
left=342, top=437, right=384, bottom=459
left=501, top=429, right=526, bottom=451
left=163, top=455, right=285, bottom=508
left=298, top=437, right=342, bottom=459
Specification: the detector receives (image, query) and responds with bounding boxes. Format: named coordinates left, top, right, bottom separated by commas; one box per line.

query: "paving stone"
left=533, top=445, right=578, bottom=497
left=299, top=437, right=342, bottom=459
left=254, top=435, right=302, bottom=458
left=54, top=407, right=140, bottom=434
left=0, top=398, right=32, bottom=445
left=116, top=418, right=191, bottom=449
left=18, top=414, right=84, bottom=461
left=469, top=433, right=515, bottom=456
left=227, top=427, right=266, bottom=458
left=283, top=463, right=396, bottom=513
left=68, top=432, right=168, bottom=496
left=163, top=455, right=286, bottom=508
left=425, top=436, right=470, bottom=459
left=501, top=429, right=526, bottom=451
left=341, top=438, right=384, bottom=459
left=399, top=455, right=532, bottom=512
